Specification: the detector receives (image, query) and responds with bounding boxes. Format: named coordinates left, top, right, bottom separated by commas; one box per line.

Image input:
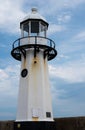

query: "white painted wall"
left=20, top=37, right=47, bottom=46
left=16, top=46, right=53, bottom=121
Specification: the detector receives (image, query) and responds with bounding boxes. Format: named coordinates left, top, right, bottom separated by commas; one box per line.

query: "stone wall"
left=0, top=120, right=14, bottom=130
left=55, top=117, right=85, bottom=130
left=0, top=117, right=85, bottom=130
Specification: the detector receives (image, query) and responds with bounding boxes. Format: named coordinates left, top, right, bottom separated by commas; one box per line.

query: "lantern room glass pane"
left=41, top=22, right=47, bottom=32
left=22, top=22, right=29, bottom=37
left=23, top=23, right=29, bottom=32
left=31, top=21, right=39, bottom=33
left=40, top=22, right=47, bottom=37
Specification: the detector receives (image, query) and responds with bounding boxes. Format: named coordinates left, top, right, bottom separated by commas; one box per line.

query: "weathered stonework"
left=0, top=117, right=85, bottom=130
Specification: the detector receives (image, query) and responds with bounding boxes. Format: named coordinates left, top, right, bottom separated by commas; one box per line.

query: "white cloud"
left=0, top=64, right=20, bottom=119
left=38, top=0, right=85, bottom=17
left=73, top=31, right=85, bottom=42
left=0, top=0, right=67, bottom=34
left=64, top=0, right=85, bottom=8
left=0, top=0, right=25, bottom=34
left=0, top=0, right=85, bottom=34
left=0, top=65, right=20, bottom=96
left=57, top=13, right=71, bottom=24
left=57, top=30, right=85, bottom=56
left=0, top=69, right=9, bottom=80
left=57, top=54, right=69, bottom=60
left=48, top=24, right=66, bottom=35
left=49, top=58, right=85, bottom=83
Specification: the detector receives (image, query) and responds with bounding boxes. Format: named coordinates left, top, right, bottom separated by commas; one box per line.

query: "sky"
left=0, top=0, right=85, bottom=120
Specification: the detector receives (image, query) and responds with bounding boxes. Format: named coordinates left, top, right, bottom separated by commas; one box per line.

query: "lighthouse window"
left=31, top=21, right=39, bottom=33
left=46, top=112, right=51, bottom=118
left=23, top=23, right=29, bottom=32
left=21, top=69, right=28, bottom=77
left=41, top=22, right=47, bottom=32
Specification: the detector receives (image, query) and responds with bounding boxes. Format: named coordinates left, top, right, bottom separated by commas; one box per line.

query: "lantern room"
left=11, top=8, right=57, bottom=61
left=20, top=8, right=48, bottom=37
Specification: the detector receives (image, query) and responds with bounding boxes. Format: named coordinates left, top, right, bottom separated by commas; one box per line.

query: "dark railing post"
left=13, top=43, right=14, bottom=49
left=18, top=39, right=20, bottom=47
left=35, top=36, right=37, bottom=44
left=50, top=40, right=52, bottom=47
left=54, top=41, right=55, bottom=48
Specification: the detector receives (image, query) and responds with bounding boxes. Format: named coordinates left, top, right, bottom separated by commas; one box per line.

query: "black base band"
left=14, top=121, right=56, bottom=130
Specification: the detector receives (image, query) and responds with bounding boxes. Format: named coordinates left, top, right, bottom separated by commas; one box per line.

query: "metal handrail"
left=12, top=36, right=56, bottom=50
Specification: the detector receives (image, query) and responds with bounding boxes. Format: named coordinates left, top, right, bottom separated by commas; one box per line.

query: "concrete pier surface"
left=0, top=116, right=85, bottom=130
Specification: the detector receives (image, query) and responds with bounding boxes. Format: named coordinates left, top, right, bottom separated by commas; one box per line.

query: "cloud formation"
left=0, top=0, right=85, bottom=34
left=0, top=65, right=20, bottom=95
left=0, top=0, right=25, bottom=33
left=0, top=0, right=85, bottom=119
left=48, top=24, right=66, bottom=35
left=49, top=57, right=85, bottom=83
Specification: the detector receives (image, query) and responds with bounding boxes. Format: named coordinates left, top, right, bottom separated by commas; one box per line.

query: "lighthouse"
left=11, top=8, right=57, bottom=130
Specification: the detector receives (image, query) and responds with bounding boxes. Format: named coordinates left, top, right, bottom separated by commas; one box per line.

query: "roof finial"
left=31, top=8, right=38, bottom=13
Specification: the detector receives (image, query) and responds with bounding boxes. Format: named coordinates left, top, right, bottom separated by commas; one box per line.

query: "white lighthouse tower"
left=11, top=8, right=57, bottom=130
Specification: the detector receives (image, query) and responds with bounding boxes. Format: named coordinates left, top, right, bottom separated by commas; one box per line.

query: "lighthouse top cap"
left=20, top=8, right=49, bottom=26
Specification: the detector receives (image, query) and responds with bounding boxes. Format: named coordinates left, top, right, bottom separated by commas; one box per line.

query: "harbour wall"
left=0, top=117, right=85, bottom=130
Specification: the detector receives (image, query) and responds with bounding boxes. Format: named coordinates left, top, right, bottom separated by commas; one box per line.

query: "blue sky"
left=0, top=0, right=85, bottom=120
